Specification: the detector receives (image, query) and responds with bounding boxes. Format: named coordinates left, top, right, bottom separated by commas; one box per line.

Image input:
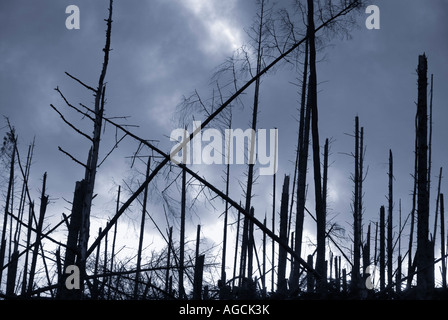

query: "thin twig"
left=65, top=71, right=98, bottom=93
left=50, top=104, right=93, bottom=141
left=58, top=146, right=89, bottom=170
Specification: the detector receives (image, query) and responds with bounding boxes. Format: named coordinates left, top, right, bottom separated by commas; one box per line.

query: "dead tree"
left=55, top=0, right=114, bottom=298
left=220, top=117, right=232, bottom=290
left=307, top=0, right=327, bottom=295
left=240, top=0, right=269, bottom=286
left=441, top=194, right=446, bottom=289
left=27, top=172, right=48, bottom=297
left=362, top=223, right=371, bottom=288
left=387, top=149, right=393, bottom=290
left=416, top=54, right=434, bottom=297
left=0, top=131, right=15, bottom=289
left=179, top=166, right=187, bottom=299
left=271, top=163, right=276, bottom=294
left=107, top=185, right=120, bottom=299
left=277, top=175, right=290, bottom=295
left=352, top=116, right=362, bottom=293
left=134, top=157, right=151, bottom=299
left=407, top=113, right=418, bottom=289
left=380, top=206, right=386, bottom=291
left=433, top=167, right=443, bottom=245
left=290, top=38, right=310, bottom=293
left=165, top=227, right=173, bottom=299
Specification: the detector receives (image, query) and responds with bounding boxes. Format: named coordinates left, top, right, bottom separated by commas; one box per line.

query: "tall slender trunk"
left=221, top=131, right=231, bottom=287
left=271, top=172, right=276, bottom=293
left=92, top=227, right=102, bottom=299
left=440, top=194, right=446, bottom=289
left=307, top=0, right=326, bottom=295
left=233, top=208, right=241, bottom=290
left=134, top=157, right=151, bottom=299
left=291, top=39, right=310, bottom=292
left=433, top=167, right=443, bottom=244
left=407, top=113, right=418, bottom=289
left=363, top=223, right=371, bottom=282
left=179, top=167, right=186, bottom=299
left=387, top=150, right=393, bottom=290
left=21, top=203, right=33, bottom=296
left=165, top=226, right=173, bottom=298
left=241, top=0, right=265, bottom=286
left=108, top=185, right=120, bottom=300
left=247, top=208, right=255, bottom=282
left=428, top=74, right=433, bottom=212
left=277, top=175, right=290, bottom=295
left=0, top=138, right=15, bottom=287
left=323, top=138, right=329, bottom=224
left=262, top=216, right=267, bottom=297
left=416, top=54, right=433, bottom=297
left=380, top=206, right=386, bottom=291
left=74, top=1, right=113, bottom=297
left=352, top=116, right=361, bottom=293
left=27, top=172, right=48, bottom=297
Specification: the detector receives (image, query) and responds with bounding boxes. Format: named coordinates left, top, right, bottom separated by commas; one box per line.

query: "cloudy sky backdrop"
left=1, top=0, right=448, bottom=290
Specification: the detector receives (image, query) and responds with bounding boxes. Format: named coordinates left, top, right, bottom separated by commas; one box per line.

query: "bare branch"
left=64, top=72, right=98, bottom=93
left=58, top=146, right=89, bottom=170
left=50, top=104, right=93, bottom=141
left=55, top=87, right=95, bottom=122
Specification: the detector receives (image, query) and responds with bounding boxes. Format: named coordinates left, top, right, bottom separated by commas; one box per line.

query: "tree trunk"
left=179, top=167, right=186, bottom=299
left=433, top=167, right=443, bottom=244
left=78, top=1, right=113, bottom=296
left=271, top=172, right=276, bottom=293
left=277, top=175, right=290, bottom=295
left=407, top=113, right=418, bottom=289
left=241, top=0, right=265, bottom=287
left=21, top=204, right=33, bottom=296
left=307, top=255, right=314, bottom=293
left=6, top=250, right=18, bottom=297
left=387, top=149, right=393, bottom=290
left=0, top=138, right=15, bottom=287
left=441, top=194, right=446, bottom=289
left=307, top=0, right=326, bottom=295
left=416, top=54, right=433, bottom=298
left=380, top=206, right=386, bottom=292
left=363, top=223, right=371, bottom=287
left=134, top=157, right=151, bottom=299
left=193, top=255, right=205, bottom=300
left=108, top=185, right=120, bottom=300
left=27, top=172, right=48, bottom=297
left=165, top=226, right=173, bottom=299
left=352, top=116, right=361, bottom=293
left=291, top=38, right=310, bottom=292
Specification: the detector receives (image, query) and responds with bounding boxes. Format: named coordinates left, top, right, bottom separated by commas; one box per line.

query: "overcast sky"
left=1, top=0, right=448, bottom=289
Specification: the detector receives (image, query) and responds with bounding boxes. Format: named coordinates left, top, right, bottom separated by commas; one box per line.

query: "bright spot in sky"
left=180, top=0, right=243, bottom=55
